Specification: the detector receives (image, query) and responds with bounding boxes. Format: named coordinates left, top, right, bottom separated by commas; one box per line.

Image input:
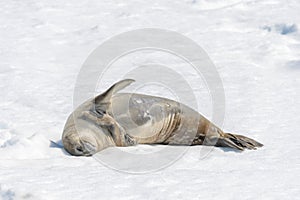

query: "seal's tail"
left=216, top=133, right=263, bottom=150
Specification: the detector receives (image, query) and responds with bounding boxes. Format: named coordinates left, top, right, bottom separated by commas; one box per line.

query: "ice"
left=0, top=0, right=299, bottom=199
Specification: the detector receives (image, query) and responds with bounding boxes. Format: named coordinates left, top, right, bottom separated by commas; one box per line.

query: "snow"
left=1, top=0, right=300, bottom=199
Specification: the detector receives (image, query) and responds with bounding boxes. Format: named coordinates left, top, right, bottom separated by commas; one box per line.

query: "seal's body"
left=62, top=79, right=262, bottom=156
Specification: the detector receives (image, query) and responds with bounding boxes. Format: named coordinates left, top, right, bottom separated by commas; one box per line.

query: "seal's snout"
left=81, top=141, right=97, bottom=156
left=67, top=140, right=97, bottom=156
left=62, top=129, right=98, bottom=156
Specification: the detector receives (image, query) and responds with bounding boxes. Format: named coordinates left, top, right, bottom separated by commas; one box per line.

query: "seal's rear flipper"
left=216, top=133, right=263, bottom=150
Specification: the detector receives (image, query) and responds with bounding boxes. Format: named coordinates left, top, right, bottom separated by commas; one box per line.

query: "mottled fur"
left=62, top=79, right=263, bottom=156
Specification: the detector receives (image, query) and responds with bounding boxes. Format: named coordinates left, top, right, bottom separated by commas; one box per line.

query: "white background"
left=0, top=0, right=299, bottom=199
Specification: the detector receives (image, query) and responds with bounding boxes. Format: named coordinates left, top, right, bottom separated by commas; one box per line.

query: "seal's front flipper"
left=216, top=133, right=263, bottom=150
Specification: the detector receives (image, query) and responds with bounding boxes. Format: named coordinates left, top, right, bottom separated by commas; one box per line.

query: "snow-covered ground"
left=1, top=0, right=300, bottom=199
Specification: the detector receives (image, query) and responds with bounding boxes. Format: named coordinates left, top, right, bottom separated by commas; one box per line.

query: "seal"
left=62, top=79, right=263, bottom=156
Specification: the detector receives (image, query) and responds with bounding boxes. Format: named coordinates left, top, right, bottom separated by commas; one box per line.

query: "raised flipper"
left=90, top=79, right=137, bottom=146
left=94, top=79, right=135, bottom=113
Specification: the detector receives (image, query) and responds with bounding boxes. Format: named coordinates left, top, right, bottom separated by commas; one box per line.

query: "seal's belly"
left=110, top=93, right=182, bottom=143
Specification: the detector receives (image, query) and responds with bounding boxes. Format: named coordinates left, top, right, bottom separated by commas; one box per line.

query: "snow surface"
left=1, top=0, right=300, bottom=199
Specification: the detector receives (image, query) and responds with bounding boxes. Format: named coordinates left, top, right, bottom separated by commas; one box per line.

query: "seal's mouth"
left=82, top=141, right=97, bottom=156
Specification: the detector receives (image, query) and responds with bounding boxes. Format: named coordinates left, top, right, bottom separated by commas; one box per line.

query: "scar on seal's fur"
left=62, top=79, right=263, bottom=156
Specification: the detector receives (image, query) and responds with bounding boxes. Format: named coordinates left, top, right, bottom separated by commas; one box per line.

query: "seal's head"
left=62, top=79, right=135, bottom=156
left=62, top=128, right=99, bottom=156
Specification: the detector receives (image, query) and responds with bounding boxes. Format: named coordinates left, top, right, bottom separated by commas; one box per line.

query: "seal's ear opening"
left=94, top=79, right=135, bottom=113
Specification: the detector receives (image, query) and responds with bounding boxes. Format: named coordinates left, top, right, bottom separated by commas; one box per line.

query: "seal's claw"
left=125, top=134, right=137, bottom=146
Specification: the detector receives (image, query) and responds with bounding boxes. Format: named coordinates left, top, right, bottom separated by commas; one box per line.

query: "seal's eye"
left=76, top=146, right=83, bottom=152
